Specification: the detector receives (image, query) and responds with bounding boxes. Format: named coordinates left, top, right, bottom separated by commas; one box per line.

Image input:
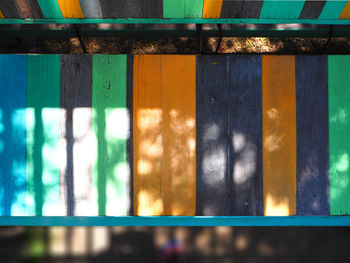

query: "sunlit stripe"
left=262, top=55, right=296, bottom=216
left=133, top=55, right=196, bottom=216
left=339, top=1, right=350, bottom=19
left=202, top=0, right=223, bottom=18
left=57, top=0, right=83, bottom=18
left=37, top=0, right=63, bottom=18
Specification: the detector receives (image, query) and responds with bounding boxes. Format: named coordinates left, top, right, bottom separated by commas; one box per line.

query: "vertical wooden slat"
left=0, top=55, right=26, bottom=216
left=26, top=55, right=62, bottom=216
left=79, top=0, right=102, bottom=18
left=60, top=55, right=95, bottom=216
left=57, top=0, right=83, bottom=18
left=260, top=1, right=305, bottom=18
left=163, top=0, right=184, bottom=18
left=296, top=56, right=329, bottom=215
left=262, top=55, right=296, bottom=216
left=92, top=55, right=129, bottom=216
left=133, top=55, right=196, bottom=216
left=37, top=0, right=63, bottom=18
left=339, top=1, right=350, bottom=19
left=229, top=55, right=263, bottom=216
left=299, top=1, right=326, bottom=19
left=196, top=56, right=229, bottom=216
left=0, top=9, right=5, bottom=18
left=329, top=55, right=350, bottom=215
left=202, top=0, right=223, bottom=18
left=319, top=1, right=348, bottom=19
left=221, top=0, right=262, bottom=18
left=16, top=0, right=43, bottom=18
left=0, top=1, right=23, bottom=18
left=185, top=0, right=204, bottom=18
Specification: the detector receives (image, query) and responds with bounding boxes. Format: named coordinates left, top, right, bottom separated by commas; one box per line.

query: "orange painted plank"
left=339, top=1, right=350, bottom=19
left=262, top=56, right=297, bottom=216
left=202, top=0, right=222, bottom=18
left=0, top=10, right=4, bottom=18
left=133, top=55, right=196, bottom=216
left=57, top=0, right=83, bottom=18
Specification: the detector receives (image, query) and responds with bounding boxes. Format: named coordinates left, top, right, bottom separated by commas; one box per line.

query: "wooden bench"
left=0, top=54, right=349, bottom=226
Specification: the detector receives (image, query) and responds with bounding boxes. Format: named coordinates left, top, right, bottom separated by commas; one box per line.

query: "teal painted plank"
left=0, top=216, right=349, bottom=226
left=185, top=0, right=204, bottom=18
left=260, top=0, right=305, bottom=18
left=92, top=55, right=129, bottom=216
left=37, top=0, right=63, bottom=18
left=329, top=55, right=350, bottom=215
left=26, top=55, right=61, bottom=216
left=0, top=55, right=26, bottom=216
left=319, top=1, right=348, bottom=19
left=164, top=0, right=185, bottom=18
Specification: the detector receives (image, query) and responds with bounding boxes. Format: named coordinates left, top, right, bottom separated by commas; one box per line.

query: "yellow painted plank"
left=0, top=10, right=4, bottom=18
left=262, top=55, right=297, bottom=216
left=202, top=0, right=222, bottom=18
left=57, top=0, right=83, bottom=18
left=133, top=55, right=196, bottom=216
left=339, top=1, right=350, bottom=19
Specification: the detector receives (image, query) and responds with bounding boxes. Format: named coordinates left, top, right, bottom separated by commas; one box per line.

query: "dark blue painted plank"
left=126, top=55, right=133, bottom=216
left=228, top=55, right=263, bottom=216
left=221, top=0, right=263, bottom=18
left=0, top=55, right=27, bottom=216
left=296, top=56, right=329, bottom=216
left=196, top=56, right=230, bottom=216
left=299, top=1, right=326, bottom=19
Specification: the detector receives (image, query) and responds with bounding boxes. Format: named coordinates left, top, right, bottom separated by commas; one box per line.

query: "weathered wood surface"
left=221, top=0, right=263, bottom=18
left=299, top=1, right=326, bottom=19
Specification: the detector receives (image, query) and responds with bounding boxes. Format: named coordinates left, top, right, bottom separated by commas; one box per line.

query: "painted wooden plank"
left=185, top=0, right=204, bottom=18
left=164, top=0, right=184, bottom=18
left=37, top=0, right=63, bottom=18
left=16, top=0, right=43, bottom=18
left=133, top=55, right=196, bottom=216
left=339, top=1, right=350, bottom=18
left=57, top=0, right=84, bottom=18
left=221, top=0, right=263, bottom=18
left=329, top=55, right=350, bottom=215
left=319, top=1, right=348, bottom=19
left=196, top=56, right=229, bottom=216
left=229, top=56, right=263, bottom=216
left=0, top=9, right=3, bottom=18
left=296, top=56, right=329, bottom=216
left=299, top=1, right=326, bottom=18
left=262, top=55, right=296, bottom=216
left=26, top=55, right=62, bottom=216
left=60, top=55, right=95, bottom=216
left=0, top=55, right=26, bottom=216
left=260, top=0, right=305, bottom=18
left=203, top=0, right=223, bottom=18
left=92, top=55, right=129, bottom=216
left=0, top=0, right=23, bottom=18
left=79, top=0, right=102, bottom=18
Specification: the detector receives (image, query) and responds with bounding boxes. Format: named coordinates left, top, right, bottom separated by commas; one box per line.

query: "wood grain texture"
left=196, top=56, right=230, bottom=216
left=26, top=55, right=61, bottom=216
left=203, top=0, right=223, bottom=18
left=299, top=1, right=326, bottom=19
left=92, top=55, right=129, bottom=216
left=100, top=0, right=162, bottom=18
left=339, top=1, right=350, bottom=19
left=260, top=1, right=305, bottom=18
left=37, top=0, right=63, bottom=18
left=16, top=0, right=43, bottom=18
left=296, top=56, right=329, bottom=216
left=329, top=56, right=350, bottom=215
left=319, top=1, right=348, bottom=19
left=0, top=0, right=23, bottom=18
left=221, top=0, right=262, bottom=18
left=229, top=56, right=263, bottom=216
left=80, top=0, right=102, bottom=18
left=133, top=55, right=196, bottom=216
left=57, top=0, right=84, bottom=18
left=262, top=55, right=296, bottom=216
left=60, top=55, right=94, bottom=216
left=0, top=55, right=26, bottom=216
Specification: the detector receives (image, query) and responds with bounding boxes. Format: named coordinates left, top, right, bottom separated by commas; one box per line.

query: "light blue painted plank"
left=260, top=0, right=305, bottom=18
left=0, top=55, right=27, bottom=216
left=37, top=0, right=63, bottom=18
left=319, top=1, right=348, bottom=19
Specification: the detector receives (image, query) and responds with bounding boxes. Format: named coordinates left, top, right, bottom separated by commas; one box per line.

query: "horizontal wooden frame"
left=1, top=216, right=350, bottom=226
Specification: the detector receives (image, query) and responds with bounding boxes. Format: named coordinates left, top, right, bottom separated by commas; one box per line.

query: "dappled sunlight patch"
left=137, top=191, right=163, bottom=216
left=265, top=193, right=290, bottom=216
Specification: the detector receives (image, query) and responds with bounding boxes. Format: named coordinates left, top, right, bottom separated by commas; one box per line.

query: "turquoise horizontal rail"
left=0, top=216, right=350, bottom=226
left=1, top=18, right=350, bottom=25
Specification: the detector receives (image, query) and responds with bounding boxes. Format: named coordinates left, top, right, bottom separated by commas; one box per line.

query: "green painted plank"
left=36, top=0, right=63, bottom=18
left=164, top=0, right=185, bottom=18
left=329, top=55, right=350, bottom=215
left=260, top=0, right=305, bottom=18
left=185, top=0, right=204, bottom=18
left=92, top=55, right=129, bottom=216
left=26, top=55, right=61, bottom=216
left=319, top=1, right=348, bottom=19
